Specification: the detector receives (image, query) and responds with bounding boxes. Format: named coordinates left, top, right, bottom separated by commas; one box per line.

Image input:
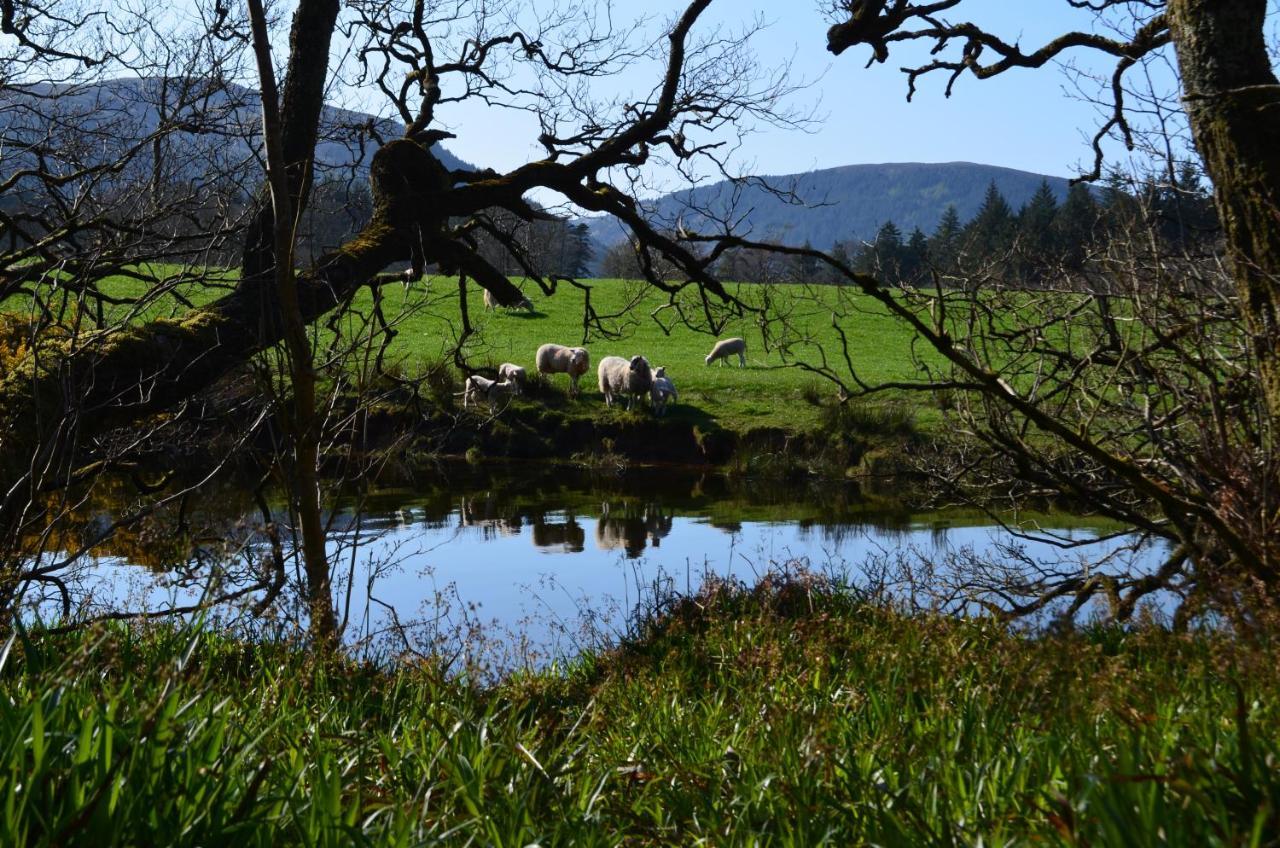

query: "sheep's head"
left=570, top=348, right=589, bottom=370
left=654, top=366, right=666, bottom=378
left=628, top=355, right=650, bottom=374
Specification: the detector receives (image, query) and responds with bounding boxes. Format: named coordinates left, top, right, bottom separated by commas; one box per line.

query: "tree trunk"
left=1168, top=0, right=1280, bottom=425
left=249, top=0, right=336, bottom=646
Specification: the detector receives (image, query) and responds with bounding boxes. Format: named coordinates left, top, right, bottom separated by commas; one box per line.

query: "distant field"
left=364, top=277, right=942, bottom=432
left=8, top=270, right=945, bottom=434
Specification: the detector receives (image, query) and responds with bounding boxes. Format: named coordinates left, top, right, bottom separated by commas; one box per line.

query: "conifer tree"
left=930, top=204, right=964, bottom=273
left=964, top=181, right=1015, bottom=263
left=1053, top=184, right=1100, bottom=270
left=1019, top=180, right=1059, bottom=252
left=869, top=220, right=904, bottom=281
left=903, top=226, right=928, bottom=283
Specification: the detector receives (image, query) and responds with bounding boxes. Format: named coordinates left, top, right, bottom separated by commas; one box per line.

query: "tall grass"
left=2, top=572, right=1276, bottom=845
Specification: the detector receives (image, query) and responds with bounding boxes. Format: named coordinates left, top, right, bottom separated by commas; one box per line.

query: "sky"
left=362, top=0, right=1178, bottom=186
left=137, top=0, right=1269, bottom=191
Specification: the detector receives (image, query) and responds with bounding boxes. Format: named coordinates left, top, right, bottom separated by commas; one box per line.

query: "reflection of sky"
left=49, top=511, right=1169, bottom=668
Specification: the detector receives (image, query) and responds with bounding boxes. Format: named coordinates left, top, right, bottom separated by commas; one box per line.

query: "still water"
left=49, top=463, right=1167, bottom=669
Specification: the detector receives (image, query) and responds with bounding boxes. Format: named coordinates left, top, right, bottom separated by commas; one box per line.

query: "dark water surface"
left=50, top=463, right=1166, bottom=667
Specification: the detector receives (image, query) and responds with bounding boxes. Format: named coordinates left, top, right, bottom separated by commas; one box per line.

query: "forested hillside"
left=581, top=161, right=1083, bottom=261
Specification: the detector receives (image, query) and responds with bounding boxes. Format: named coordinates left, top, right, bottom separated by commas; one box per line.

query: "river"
left=29, top=462, right=1169, bottom=672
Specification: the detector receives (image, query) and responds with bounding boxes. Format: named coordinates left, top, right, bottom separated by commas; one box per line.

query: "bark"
left=1167, top=0, right=1280, bottom=425
left=249, top=0, right=336, bottom=646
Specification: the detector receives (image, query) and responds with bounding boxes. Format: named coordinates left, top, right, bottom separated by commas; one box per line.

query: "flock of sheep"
left=462, top=336, right=748, bottom=416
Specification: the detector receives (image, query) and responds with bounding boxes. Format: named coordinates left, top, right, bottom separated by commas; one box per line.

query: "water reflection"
left=595, top=502, right=673, bottom=557
left=21, top=461, right=1167, bottom=669
left=530, top=515, right=586, bottom=552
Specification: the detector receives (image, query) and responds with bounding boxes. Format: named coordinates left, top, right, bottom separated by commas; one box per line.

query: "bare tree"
left=0, top=0, right=798, bottom=640
left=751, top=0, right=1280, bottom=624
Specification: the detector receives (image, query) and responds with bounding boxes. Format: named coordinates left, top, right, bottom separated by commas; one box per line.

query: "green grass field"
left=350, top=277, right=943, bottom=433
left=12, top=270, right=942, bottom=434
left=5, top=572, right=1276, bottom=845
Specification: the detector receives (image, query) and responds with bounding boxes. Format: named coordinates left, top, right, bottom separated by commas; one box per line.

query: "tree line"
left=605, top=168, right=1218, bottom=287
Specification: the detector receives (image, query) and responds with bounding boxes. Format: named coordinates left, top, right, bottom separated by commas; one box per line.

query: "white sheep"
left=705, top=336, right=747, bottom=367
left=598, top=355, right=653, bottom=410
left=649, top=366, right=678, bottom=416
left=536, top=344, right=590, bottom=397
left=497, top=363, right=526, bottom=392
left=484, top=288, right=535, bottom=313
left=463, top=375, right=518, bottom=410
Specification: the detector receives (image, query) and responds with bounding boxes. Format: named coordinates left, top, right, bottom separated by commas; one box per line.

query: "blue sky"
left=373, top=0, right=1181, bottom=184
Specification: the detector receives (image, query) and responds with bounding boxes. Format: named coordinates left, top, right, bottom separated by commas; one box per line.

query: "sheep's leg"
left=738, top=351, right=745, bottom=367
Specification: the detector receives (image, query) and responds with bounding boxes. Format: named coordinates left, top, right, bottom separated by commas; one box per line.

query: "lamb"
left=497, top=363, right=526, bottom=392
left=706, top=338, right=747, bottom=366
left=597, top=355, right=653, bottom=410
left=536, top=344, right=590, bottom=397
left=649, top=366, right=678, bottom=416
left=463, top=375, right=518, bottom=410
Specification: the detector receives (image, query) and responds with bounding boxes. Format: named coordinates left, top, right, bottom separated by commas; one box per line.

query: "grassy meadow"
left=28, top=269, right=941, bottom=434
left=370, top=277, right=939, bottom=432
left=3, top=572, right=1276, bottom=846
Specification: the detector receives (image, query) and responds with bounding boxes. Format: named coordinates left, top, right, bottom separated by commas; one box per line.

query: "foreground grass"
left=4, top=574, right=1277, bottom=846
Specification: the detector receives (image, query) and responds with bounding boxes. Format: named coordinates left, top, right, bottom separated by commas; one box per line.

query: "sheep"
left=536, top=343, right=590, bottom=396
left=484, top=288, right=535, bottom=313
left=705, top=336, right=747, bottom=367
left=598, top=355, right=653, bottom=410
left=463, top=375, right=518, bottom=410
left=649, top=366, right=678, bottom=416
left=497, top=363, right=526, bottom=392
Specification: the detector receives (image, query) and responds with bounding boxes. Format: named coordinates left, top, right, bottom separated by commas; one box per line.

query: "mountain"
left=581, top=161, right=1081, bottom=261
left=0, top=76, right=474, bottom=182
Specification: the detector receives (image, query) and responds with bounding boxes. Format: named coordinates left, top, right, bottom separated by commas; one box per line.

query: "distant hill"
left=581, top=162, right=1080, bottom=268
left=0, top=76, right=474, bottom=181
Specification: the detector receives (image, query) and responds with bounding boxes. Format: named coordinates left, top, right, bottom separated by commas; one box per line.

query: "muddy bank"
left=93, top=372, right=922, bottom=483
left=360, top=395, right=920, bottom=480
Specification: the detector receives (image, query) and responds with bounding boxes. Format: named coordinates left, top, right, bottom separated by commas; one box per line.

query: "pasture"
left=23, top=271, right=944, bottom=433
left=354, top=276, right=941, bottom=432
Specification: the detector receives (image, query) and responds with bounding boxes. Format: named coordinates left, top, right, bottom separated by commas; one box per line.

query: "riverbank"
left=5, top=570, right=1276, bottom=845
left=378, top=379, right=922, bottom=477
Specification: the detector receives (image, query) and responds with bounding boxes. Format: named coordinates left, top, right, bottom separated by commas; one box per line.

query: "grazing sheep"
left=484, top=288, right=535, bottom=313
left=705, top=336, right=747, bottom=367
left=536, top=344, right=590, bottom=396
left=497, top=363, right=526, bottom=392
left=598, top=355, right=653, bottom=410
left=649, top=366, right=678, bottom=416
left=463, top=375, right=518, bottom=410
